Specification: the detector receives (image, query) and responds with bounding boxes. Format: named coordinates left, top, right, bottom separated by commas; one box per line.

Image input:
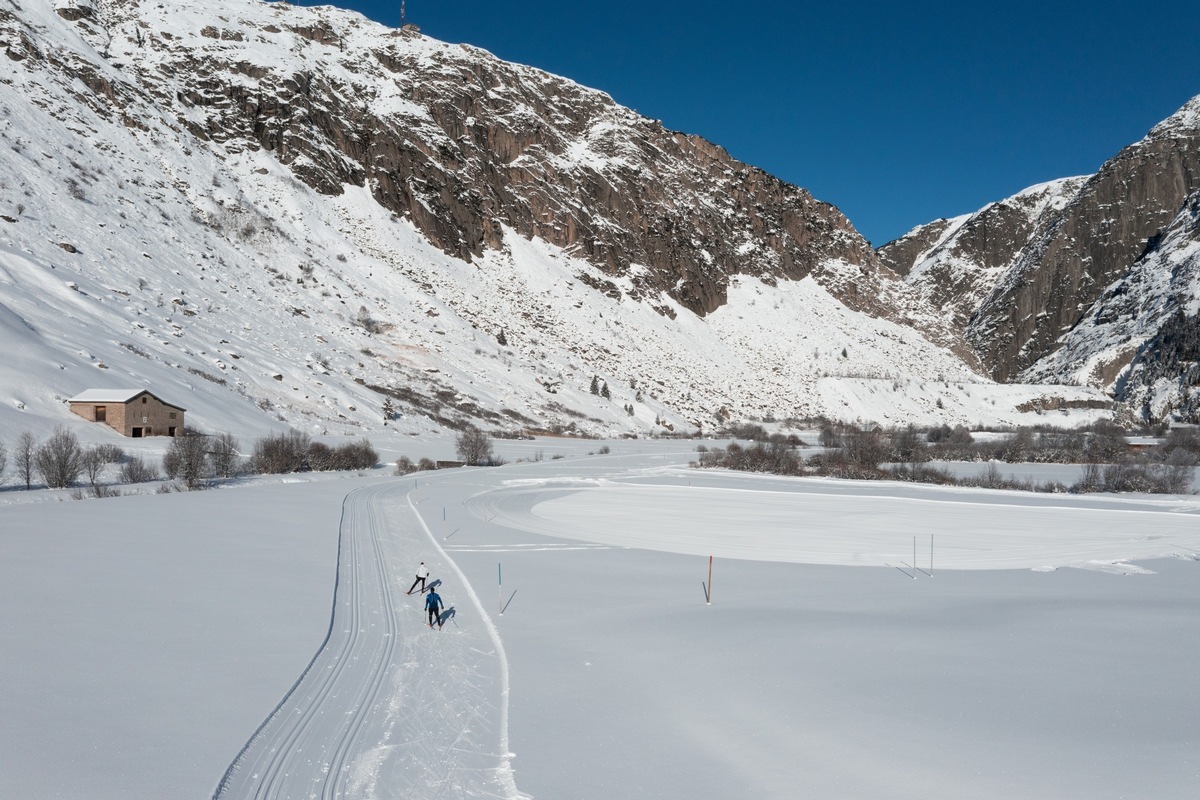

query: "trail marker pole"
left=904, top=535, right=933, bottom=578
left=498, top=562, right=503, bottom=616
left=931, top=534, right=934, bottom=575
left=705, top=555, right=713, bottom=605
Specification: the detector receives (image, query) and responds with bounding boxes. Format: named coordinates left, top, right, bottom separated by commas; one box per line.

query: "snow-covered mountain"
left=0, top=0, right=1119, bottom=442
left=883, top=96, right=1200, bottom=423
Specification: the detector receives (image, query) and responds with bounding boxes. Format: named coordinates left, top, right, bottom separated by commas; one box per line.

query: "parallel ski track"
left=213, top=483, right=401, bottom=800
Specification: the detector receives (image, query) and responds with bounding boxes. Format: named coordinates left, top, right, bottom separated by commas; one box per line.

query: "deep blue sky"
left=296, top=0, right=1199, bottom=246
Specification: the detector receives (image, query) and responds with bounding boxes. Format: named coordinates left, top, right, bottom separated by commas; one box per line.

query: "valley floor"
left=1, top=442, right=1198, bottom=799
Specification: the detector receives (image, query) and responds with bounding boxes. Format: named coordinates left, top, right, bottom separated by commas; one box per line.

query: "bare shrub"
left=1084, top=421, right=1129, bottom=462
left=696, top=442, right=803, bottom=475
left=209, top=432, right=241, bottom=478
left=1163, top=426, right=1200, bottom=457
left=418, top=457, right=437, bottom=471
left=252, top=429, right=311, bottom=474
left=844, top=427, right=888, bottom=470
left=94, top=443, right=126, bottom=463
left=819, top=425, right=842, bottom=448
left=805, top=449, right=883, bottom=480
left=394, top=455, right=416, bottom=476
left=308, top=439, right=377, bottom=472
left=34, top=426, right=84, bottom=488
left=15, top=431, right=35, bottom=489
left=334, top=439, right=377, bottom=470
left=1072, top=463, right=1104, bottom=493
left=455, top=425, right=493, bottom=466
left=163, top=428, right=210, bottom=490
left=81, top=446, right=107, bottom=488
left=889, top=426, right=929, bottom=464
left=887, top=464, right=957, bottom=484
left=119, top=456, right=160, bottom=484
left=306, top=442, right=334, bottom=472
left=0, top=439, right=6, bottom=486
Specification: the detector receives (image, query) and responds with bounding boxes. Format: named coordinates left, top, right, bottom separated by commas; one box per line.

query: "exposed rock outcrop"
left=964, top=98, right=1200, bottom=381
left=70, top=0, right=883, bottom=320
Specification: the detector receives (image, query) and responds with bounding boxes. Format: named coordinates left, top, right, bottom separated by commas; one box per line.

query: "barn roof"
left=68, top=389, right=186, bottom=411
left=69, top=389, right=145, bottom=403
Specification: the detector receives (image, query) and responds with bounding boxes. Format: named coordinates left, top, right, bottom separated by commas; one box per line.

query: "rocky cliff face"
left=879, top=178, right=1085, bottom=336
left=882, top=96, right=1200, bottom=421
left=965, top=98, right=1200, bottom=382
left=52, top=0, right=884, bottom=320
left=1022, top=187, right=1200, bottom=421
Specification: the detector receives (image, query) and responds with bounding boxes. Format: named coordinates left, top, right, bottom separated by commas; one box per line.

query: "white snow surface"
left=2, top=440, right=1198, bottom=799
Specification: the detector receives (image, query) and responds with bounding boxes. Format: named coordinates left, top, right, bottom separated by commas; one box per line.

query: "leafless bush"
left=308, top=439, right=377, bottom=472
left=34, top=426, right=84, bottom=488
left=251, top=429, right=312, bottom=474
left=94, top=443, right=126, bottom=463
left=696, top=442, right=803, bottom=475
left=844, top=427, right=888, bottom=470
left=72, top=485, right=122, bottom=500
left=1072, top=463, right=1104, bottom=493
left=209, top=432, right=241, bottom=478
left=888, top=426, right=929, bottom=464
left=394, top=455, right=416, bottom=475
left=1162, top=427, right=1200, bottom=458
left=819, top=425, right=842, bottom=448
left=14, top=431, right=35, bottom=489
left=0, top=439, right=6, bottom=486
left=163, top=428, right=211, bottom=490
left=805, top=449, right=885, bottom=480
left=119, top=456, right=160, bottom=484
left=81, top=446, right=107, bottom=488
left=886, top=464, right=957, bottom=484
left=418, top=457, right=437, bottom=471
left=455, top=425, right=493, bottom=466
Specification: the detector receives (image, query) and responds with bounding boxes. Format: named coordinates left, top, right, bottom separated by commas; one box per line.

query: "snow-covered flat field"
left=2, top=441, right=1198, bottom=799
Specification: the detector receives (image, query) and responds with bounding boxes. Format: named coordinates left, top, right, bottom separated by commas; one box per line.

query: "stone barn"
left=68, top=389, right=185, bottom=437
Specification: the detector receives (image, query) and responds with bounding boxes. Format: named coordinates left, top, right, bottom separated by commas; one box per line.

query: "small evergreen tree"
left=590, top=375, right=600, bottom=395
left=601, top=381, right=611, bottom=399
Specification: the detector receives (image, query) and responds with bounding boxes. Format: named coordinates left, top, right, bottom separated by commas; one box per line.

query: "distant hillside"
left=0, top=0, right=1114, bottom=443
left=882, top=96, right=1200, bottom=423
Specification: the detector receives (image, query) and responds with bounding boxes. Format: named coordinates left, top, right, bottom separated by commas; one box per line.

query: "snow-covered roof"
left=68, top=389, right=185, bottom=410
left=68, top=389, right=147, bottom=403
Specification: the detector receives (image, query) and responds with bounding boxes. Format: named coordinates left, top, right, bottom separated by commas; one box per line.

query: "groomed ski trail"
left=213, top=482, right=523, bottom=800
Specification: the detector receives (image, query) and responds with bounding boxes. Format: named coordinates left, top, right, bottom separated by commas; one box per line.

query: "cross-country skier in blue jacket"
left=425, top=588, right=444, bottom=629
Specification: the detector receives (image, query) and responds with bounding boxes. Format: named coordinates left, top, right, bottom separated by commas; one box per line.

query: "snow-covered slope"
left=0, top=0, right=1111, bottom=443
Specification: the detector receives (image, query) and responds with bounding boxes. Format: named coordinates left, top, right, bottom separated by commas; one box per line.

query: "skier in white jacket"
left=407, top=561, right=430, bottom=595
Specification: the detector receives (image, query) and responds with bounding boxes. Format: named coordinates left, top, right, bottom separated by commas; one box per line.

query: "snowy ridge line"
left=405, top=491, right=525, bottom=800
left=210, top=487, right=355, bottom=800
